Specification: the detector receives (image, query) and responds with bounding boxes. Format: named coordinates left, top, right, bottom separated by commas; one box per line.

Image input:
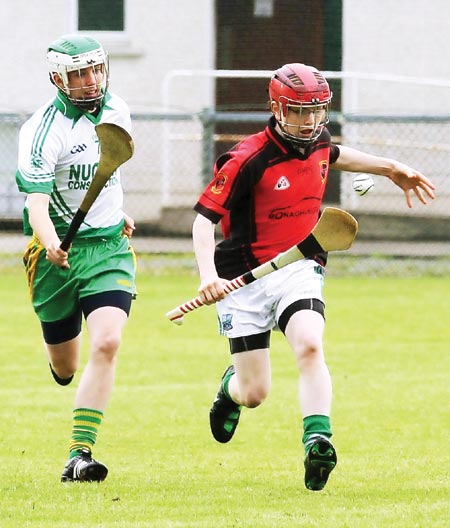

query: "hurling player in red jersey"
left=192, top=63, right=435, bottom=491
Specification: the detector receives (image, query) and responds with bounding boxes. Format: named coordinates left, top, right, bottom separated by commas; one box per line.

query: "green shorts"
left=23, top=234, right=137, bottom=323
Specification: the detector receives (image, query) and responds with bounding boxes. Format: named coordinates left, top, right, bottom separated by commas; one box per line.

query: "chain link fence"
left=1, top=99, right=448, bottom=275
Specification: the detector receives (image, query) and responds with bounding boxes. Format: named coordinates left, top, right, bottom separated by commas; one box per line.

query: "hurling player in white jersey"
left=16, top=34, right=137, bottom=483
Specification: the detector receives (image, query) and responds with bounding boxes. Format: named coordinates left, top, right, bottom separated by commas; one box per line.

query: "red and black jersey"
left=194, top=117, right=341, bottom=279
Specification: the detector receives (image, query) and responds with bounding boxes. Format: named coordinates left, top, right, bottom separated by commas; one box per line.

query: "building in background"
left=0, top=0, right=449, bottom=235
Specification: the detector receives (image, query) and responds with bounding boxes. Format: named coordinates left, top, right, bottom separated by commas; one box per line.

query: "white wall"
left=342, top=0, right=450, bottom=114
left=2, top=0, right=449, bottom=115
left=0, top=0, right=214, bottom=114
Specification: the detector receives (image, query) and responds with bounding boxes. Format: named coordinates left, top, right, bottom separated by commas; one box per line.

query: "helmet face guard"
left=276, top=97, right=331, bottom=146
left=268, top=63, right=332, bottom=146
left=47, top=34, right=109, bottom=112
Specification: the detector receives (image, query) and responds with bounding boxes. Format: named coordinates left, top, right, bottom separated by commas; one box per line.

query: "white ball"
left=352, top=174, right=375, bottom=196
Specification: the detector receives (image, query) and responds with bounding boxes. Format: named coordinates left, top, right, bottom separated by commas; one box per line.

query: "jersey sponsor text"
left=69, top=164, right=118, bottom=190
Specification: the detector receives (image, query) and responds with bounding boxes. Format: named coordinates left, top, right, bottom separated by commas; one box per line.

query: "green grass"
left=0, top=265, right=449, bottom=527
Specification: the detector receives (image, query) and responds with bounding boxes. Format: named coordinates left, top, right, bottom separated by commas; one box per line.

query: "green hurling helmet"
left=47, top=34, right=109, bottom=112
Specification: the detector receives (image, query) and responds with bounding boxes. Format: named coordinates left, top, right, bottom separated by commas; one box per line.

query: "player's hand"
left=123, top=213, right=136, bottom=238
left=198, top=276, right=228, bottom=305
left=389, top=162, right=436, bottom=208
left=46, top=241, right=70, bottom=269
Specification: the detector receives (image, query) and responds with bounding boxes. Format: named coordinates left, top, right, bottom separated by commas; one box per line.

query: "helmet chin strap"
left=55, top=87, right=103, bottom=112
left=70, top=93, right=104, bottom=112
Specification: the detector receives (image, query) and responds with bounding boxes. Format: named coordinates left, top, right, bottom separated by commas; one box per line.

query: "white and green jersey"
left=16, top=91, right=132, bottom=239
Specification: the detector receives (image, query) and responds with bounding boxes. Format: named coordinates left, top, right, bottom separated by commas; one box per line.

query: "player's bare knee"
left=295, top=341, right=323, bottom=369
left=91, top=334, right=121, bottom=362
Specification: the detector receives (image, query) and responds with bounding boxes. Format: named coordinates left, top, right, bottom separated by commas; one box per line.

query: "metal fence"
left=1, top=110, right=448, bottom=275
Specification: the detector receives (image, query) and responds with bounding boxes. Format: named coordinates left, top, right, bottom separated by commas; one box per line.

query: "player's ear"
left=50, top=72, right=64, bottom=89
left=270, top=100, right=280, bottom=117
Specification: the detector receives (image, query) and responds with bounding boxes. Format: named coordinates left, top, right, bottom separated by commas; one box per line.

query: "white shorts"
left=216, top=259, right=325, bottom=338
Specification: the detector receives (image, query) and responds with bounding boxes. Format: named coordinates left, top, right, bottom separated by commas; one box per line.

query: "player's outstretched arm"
left=332, top=145, right=436, bottom=208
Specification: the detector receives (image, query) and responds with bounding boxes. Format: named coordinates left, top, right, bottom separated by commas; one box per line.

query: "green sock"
left=302, top=414, right=332, bottom=445
left=222, top=368, right=235, bottom=400
left=68, top=408, right=103, bottom=458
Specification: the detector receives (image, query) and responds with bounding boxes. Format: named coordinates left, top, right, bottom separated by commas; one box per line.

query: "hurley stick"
left=60, top=123, right=134, bottom=251
left=166, top=207, right=358, bottom=325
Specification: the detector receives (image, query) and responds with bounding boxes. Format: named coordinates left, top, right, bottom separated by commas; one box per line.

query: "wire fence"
left=2, top=71, right=449, bottom=276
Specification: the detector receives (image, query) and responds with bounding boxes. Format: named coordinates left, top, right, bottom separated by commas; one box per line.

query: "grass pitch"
left=0, top=261, right=449, bottom=527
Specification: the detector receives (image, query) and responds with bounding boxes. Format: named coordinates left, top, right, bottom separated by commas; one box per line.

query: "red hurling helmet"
left=268, top=63, right=332, bottom=146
